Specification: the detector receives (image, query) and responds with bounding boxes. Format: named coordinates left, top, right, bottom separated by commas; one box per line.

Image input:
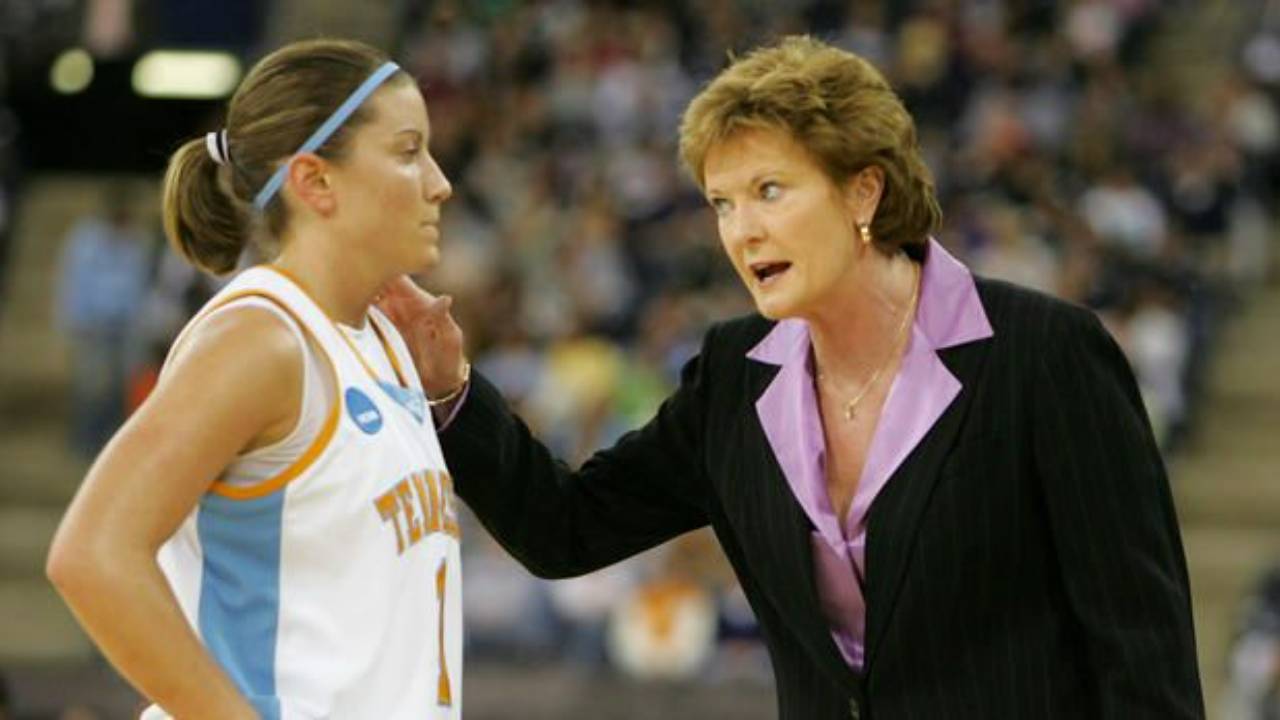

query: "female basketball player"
left=47, top=39, right=466, bottom=719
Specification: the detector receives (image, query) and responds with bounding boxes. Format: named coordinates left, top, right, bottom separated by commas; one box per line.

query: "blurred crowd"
left=399, top=0, right=1280, bottom=461
left=8, top=0, right=1280, bottom=713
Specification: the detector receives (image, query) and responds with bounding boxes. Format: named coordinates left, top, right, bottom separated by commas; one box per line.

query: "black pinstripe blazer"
left=440, top=278, right=1205, bottom=719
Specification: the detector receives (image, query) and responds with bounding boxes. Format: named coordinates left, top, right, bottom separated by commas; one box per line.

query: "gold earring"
left=858, top=222, right=873, bottom=246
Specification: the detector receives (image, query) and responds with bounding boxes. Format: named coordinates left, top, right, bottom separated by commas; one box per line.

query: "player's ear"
left=285, top=153, right=337, bottom=216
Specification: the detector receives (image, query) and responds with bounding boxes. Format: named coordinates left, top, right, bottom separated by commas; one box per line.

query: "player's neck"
left=272, top=244, right=377, bottom=327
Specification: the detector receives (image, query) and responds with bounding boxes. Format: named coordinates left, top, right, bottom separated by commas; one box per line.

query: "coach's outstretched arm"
left=380, top=278, right=713, bottom=578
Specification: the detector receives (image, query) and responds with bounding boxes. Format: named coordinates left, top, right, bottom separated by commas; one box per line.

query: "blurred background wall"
left=1, top=0, right=1278, bottom=717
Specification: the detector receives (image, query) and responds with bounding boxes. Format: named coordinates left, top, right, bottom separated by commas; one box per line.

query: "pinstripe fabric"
left=441, top=277, right=1204, bottom=719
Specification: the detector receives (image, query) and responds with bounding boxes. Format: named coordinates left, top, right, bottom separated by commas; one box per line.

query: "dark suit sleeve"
left=437, top=327, right=716, bottom=579
left=1032, top=307, right=1204, bottom=718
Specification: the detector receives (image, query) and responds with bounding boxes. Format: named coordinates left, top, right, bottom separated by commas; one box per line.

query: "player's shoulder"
left=146, top=299, right=306, bottom=441
left=167, top=302, right=304, bottom=386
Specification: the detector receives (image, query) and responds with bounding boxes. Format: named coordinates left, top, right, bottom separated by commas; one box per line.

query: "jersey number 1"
left=435, top=559, right=453, bottom=707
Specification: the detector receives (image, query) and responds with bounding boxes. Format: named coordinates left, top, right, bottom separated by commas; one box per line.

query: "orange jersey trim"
left=263, top=264, right=407, bottom=388
left=368, top=312, right=409, bottom=388
left=208, top=397, right=339, bottom=500
left=185, top=287, right=343, bottom=501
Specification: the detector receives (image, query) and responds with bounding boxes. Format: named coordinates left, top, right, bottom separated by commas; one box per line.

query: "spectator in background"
left=1079, top=164, right=1169, bottom=261
left=1115, top=274, right=1192, bottom=449
left=1224, top=565, right=1280, bottom=719
left=966, top=200, right=1060, bottom=294
left=1217, top=70, right=1277, bottom=287
left=461, top=527, right=560, bottom=663
left=126, top=243, right=226, bottom=412
left=54, top=186, right=151, bottom=457
left=606, top=533, right=722, bottom=681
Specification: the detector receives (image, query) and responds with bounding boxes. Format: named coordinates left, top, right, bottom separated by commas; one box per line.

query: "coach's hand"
left=375, top=275, right=468, bottom=399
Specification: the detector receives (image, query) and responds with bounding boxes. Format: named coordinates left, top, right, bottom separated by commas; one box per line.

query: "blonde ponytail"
left=161, top=137, right=249, bottom=275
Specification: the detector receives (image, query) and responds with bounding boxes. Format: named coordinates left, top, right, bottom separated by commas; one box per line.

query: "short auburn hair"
left=679, top=35, right=941, bottom=254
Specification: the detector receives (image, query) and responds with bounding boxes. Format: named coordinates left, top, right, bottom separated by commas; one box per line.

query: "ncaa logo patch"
left=378, top=380, right=427, bottom=424
left=345, top=388, right=383, bottom=434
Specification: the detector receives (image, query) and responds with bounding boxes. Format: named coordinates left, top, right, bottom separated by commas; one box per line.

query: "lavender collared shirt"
left=746, top=238, right=994, bottom=670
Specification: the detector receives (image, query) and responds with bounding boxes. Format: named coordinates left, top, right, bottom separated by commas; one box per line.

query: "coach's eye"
left=760, top=181, right=782, bottom=201
left=710, top=198, right=731, bottom=217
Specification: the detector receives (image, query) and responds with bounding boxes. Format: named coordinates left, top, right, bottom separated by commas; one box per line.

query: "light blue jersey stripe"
left=197, top=491, right=285, bottom=720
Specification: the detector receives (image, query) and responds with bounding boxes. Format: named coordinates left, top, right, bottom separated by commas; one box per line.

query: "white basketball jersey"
left=143, top=265, right=463, bottom=720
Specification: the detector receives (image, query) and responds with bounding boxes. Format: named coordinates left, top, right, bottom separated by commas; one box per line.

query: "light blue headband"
left=253, top=60, right=401, bottom=210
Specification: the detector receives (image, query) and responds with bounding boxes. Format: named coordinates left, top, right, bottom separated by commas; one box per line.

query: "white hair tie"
left=205, top=129, right=229, bottom=166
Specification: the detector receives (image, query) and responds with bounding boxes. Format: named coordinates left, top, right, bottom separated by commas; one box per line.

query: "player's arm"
left=46, top=307, right=304, bottom=719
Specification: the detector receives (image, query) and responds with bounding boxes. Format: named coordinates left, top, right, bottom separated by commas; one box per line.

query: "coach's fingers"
left=377, top=276, right=429, bottom=308
left=423, top=293, right=453, bottom=321
left=376, top=276, right=444, bottom=325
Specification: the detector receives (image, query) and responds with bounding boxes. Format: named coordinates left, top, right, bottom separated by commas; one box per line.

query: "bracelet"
left=427, top=361, right=471, bottom=407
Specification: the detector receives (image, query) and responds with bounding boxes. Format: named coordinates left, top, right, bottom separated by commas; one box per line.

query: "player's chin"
left=409, top=243, right=441, bottom=272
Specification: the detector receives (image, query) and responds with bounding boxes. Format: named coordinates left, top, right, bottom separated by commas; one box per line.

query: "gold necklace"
left=817, top=262, right=920, bottom=422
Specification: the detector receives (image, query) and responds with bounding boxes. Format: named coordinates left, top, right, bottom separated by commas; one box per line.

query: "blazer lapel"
left=739, top=354, right=864, bottom=692
left=862, top=338, right=991, bottom=669
left=727, top=240, right=995, bottom=685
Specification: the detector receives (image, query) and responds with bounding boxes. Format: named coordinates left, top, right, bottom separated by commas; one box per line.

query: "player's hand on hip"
left=375, top=275, right=467, bottom=398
